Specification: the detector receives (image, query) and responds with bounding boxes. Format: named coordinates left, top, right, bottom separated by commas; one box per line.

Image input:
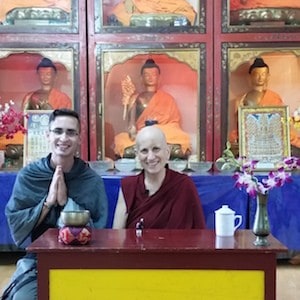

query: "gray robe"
left=2, top=154, right=108, bottom=300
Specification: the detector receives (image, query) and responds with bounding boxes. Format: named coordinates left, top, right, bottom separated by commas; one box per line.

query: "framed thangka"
left=95, top=0, right=204, bottom=33
left=97, top=47, right=203, bottom=161
left=238, top=106, right=290, bottom=170
left=0, top=0, right=78, bottom=33
left=23, top=110, right=52, bottom=165
left=0, top=48, right=76, bottom=168
left=222, top=0, right=300, bottom=32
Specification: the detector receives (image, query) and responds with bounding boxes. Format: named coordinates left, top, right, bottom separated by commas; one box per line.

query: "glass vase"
left=253, top=193, right=270, bottom=246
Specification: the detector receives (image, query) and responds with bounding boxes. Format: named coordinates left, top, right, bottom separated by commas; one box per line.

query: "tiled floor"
left=1, top=252, right=300, bottom=299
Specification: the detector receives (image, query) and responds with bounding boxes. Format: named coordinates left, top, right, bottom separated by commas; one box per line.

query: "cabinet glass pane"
left=0, top=0, right=78, bottom=33
left=223, top=0, right=300, bottom=32
left=225, top=47, right=300, bottom=156
left=95, top=46, right=204, bottom=161
left=96, top=0, right=204, bottom=33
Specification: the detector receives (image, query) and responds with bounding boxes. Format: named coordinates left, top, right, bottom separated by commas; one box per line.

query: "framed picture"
left=220, top=0, right=300, bottom=33
left=238, top=106, right=291, bottom=169
left=0, top=0, right=78, bottom=33
left=92, top=45, right=206, bottom=161
left=94, top=0, right=204, bottom=33
left=23, top=110, right=52, bottom=165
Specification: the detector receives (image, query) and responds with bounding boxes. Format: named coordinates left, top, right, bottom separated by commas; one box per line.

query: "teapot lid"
left=215, top=205, right=235, bottom=214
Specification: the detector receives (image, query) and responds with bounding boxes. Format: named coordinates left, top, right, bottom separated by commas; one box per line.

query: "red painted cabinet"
left=0, top=1, right=299, bottom=165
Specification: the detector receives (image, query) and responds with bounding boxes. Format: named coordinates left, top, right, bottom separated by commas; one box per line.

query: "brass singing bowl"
left=60, top=210, right=90, bottom=226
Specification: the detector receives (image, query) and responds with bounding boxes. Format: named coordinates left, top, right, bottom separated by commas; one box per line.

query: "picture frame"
left=23, top=110, right=52, bottom=166
left=238, top=106, right=291, bottom=170
left=93, top=45, right=205, bottom=161
left=94, top=0, right=204, bottom=33
left=0, top=0, right=78, bottom=33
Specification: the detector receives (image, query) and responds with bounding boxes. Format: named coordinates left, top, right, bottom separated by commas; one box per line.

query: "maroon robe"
left=121, top=168, right=206, bottom=229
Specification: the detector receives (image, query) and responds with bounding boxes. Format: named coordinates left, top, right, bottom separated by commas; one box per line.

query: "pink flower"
left=233, top=159, right=295, bottom=198
left=0, top=100, right=28, bottom=139
left=283, top=157, right=300, bottom=169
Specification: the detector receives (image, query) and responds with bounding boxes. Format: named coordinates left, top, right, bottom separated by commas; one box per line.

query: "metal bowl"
left=60, top=210, right=90, bottom=227
left=89, top=160, right=114, bottom=174
left=214, top=161, right=238, bottom=173
left=189, top=161, right=213, bottom=173
left=168, top=160, right=187, bottom=172
left=114, top=158, right=136, bottom=172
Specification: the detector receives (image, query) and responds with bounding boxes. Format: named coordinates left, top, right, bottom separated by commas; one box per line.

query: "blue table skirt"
left=1, top=171, right=299, bottom=250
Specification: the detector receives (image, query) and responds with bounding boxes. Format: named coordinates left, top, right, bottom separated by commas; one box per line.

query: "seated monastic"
left=114, top=58, right=191, bottom=159
left=113, top=126, right=206, bottom=229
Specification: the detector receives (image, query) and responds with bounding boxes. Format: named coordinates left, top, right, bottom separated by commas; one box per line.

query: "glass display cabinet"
left=94, top=46, right=206, bottom=161
left=0, top=0, right=299, bottom=166
left=0, top=1, right=88, bottom=169
left=0, top=0, right=78, bottom=33
left=95, top=0, right=205, bottom=33
left=213, top=1, right=300, bottom=159
left=87, top=0, right=214, bottom=162
left=0, top=46, right=81, bottom=168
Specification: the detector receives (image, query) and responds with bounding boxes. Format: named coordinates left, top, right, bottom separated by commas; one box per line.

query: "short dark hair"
left=248, top=57, right=269, bottom=74
left=49, top=109, right=80, bottom=130
left=37, top=57, right=57, bottom=73
left=141, top=58, right=160, bottom=75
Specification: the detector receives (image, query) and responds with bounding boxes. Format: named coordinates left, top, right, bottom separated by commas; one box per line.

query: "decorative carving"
left=0, top=49, right=74, bottom=72
left=230, top=8, right=300, bottom=26
left=128, top=13, right=190, bottom=27
left=4, top=7, right=70, bottom=25
left=228, top=48, right=300, bottom=72
left=102, top=49, right=200, bottom=73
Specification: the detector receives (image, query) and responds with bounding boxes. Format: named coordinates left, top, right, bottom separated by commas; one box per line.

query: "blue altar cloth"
left=102, top=173, right=249, bottom=230
left=1, top=171, right=299, bottom=250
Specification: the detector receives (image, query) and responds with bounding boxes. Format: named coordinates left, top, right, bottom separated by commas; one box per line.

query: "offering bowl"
left=60, top=210, right=90, bottom=227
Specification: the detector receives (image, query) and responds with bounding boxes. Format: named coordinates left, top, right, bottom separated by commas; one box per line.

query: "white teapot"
left=215, top=205, right=242, bottom=237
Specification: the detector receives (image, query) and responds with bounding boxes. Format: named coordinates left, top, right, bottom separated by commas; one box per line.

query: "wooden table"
left=27, top=229, right=287, bottom=300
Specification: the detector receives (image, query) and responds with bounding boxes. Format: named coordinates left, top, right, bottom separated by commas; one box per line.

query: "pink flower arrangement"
left=233, top=157, right=300, bottom=198
left=0, top=100, right=27, bottom=139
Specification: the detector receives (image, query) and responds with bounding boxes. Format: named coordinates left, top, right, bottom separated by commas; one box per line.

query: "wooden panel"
left=50, top=269, right=264, bottom=300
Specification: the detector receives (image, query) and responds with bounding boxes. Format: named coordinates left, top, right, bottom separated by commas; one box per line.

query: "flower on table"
left=0, top=100, right=28, bottom=139
left=233, top=157, right=298, bottom=198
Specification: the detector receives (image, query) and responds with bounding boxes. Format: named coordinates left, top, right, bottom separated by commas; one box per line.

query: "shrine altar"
left=1, top=171, right=300, bottom=250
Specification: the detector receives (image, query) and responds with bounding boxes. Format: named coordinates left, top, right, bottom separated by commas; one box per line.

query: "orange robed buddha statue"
left=109, top=0, right=197, bottom=26
left=229, top=57, right=300, bottom=155
left=0, top=57, right=72, bottom=151
left=23, top=57, right=72, bottom=110
left=114, top=58, right=191, bottom=159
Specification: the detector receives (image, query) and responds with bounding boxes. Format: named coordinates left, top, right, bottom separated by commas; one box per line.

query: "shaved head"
left=135, top=125, right=170, bottom=175
left=136, top=126, right=167, bottom=150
